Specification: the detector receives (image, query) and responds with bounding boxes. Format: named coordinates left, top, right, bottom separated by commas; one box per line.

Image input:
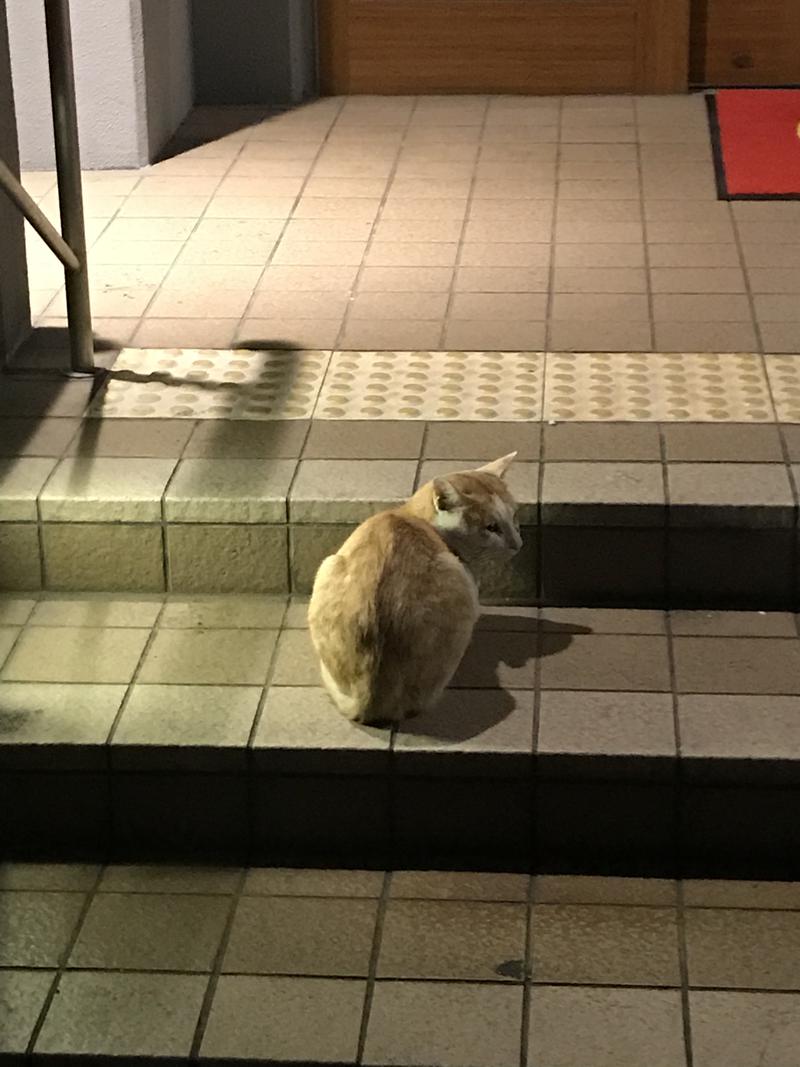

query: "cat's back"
left=313, top=507, right=475, bottom=618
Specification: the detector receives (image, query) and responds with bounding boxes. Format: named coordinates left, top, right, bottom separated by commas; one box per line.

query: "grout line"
left=676, top=880, right=696, bottom=1067
left=356, top=869, right=392, bottom=1065
left=24, top=863, right=106, bottom=1056
left=728, top=200, right=765, bottom=358
left=104, top=595, right=170, bottom=747
left=333, top=98, right=419, bottom=352
left=519, top=870, right=536, bottom=1067
left=632, top=96, right=657, bottom=353
left=438, top=96, right=490, bottom=349
left=189, top=866, right=249, bottom=1058
left=543, top=98, right=564, bottom=354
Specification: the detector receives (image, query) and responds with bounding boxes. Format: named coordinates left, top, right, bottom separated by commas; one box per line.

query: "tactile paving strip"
left=542, top=352, right=774, bottom=422
left=314, top=350, right=545, bottom=420
left=765, top=356, right=800, bottom=423
left=88, top=348, right=331, bottom=420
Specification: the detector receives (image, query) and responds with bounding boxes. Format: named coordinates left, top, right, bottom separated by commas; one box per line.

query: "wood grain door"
left=318, top=0, right=690, bottom=95
left=691, top=0, right=800, bottom=86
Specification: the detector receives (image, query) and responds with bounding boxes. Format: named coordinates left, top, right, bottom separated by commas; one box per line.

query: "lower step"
left=2, top=594, right=800, bottom=878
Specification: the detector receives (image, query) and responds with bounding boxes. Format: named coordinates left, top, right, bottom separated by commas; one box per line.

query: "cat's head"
left=427, top=453, right=522, bottom=564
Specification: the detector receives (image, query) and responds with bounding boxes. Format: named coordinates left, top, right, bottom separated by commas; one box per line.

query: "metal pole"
left=43, top=0, right=94, bottom=374
left=0, top=159, right=80, bottom=272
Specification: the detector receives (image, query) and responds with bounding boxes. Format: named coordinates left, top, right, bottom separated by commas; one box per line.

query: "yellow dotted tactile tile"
left=542, top=352, right=774, bottom=422
left=765, top=356, right=800, bottom=423
left=88, top=348, right=331, bottom=420
left=315, top=351, right=544, bottom=421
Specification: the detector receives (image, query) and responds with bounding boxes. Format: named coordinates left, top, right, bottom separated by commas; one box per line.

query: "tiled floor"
left=20, top=94, right=800, bottom=355
left=5, top=863, right=800, bottom=1065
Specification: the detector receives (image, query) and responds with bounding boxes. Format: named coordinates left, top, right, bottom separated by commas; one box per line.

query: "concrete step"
left=2, top=421, right=800, bottom=608
left=2, top=594, right=800, bottom=879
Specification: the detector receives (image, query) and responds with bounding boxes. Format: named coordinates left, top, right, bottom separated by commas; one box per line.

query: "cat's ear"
left=476, top=452, right=517, bottom=481
left=432, top=477, right=462, bottom=513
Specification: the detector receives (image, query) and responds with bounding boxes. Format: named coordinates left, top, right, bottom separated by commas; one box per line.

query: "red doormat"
left=709, top=89, right=800, bottom=200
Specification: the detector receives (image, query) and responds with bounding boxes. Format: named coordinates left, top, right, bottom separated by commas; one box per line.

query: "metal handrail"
left=0, top=159, right=79, bottom=271
left=0, top=0, right=94, bottom=374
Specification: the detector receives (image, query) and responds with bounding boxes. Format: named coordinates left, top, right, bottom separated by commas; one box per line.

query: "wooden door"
left=318, top=0, right=690, bottom=95
left=691, top=0, right=800, bottom=86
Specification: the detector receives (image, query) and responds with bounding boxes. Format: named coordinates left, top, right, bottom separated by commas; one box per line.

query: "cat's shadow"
left=398, top=610, right=591, bottom=743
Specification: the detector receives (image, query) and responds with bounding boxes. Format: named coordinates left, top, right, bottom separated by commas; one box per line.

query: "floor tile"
left=424, top=421, right=540, bottom=461
left=269, top=628, right=323, bottom=686
left=670, top=611, right=796, bottom=638
left=554, top=267, right=647, bottom=293
left=533, top=876, right=676, bottom=906
left=357, top=266, right=454, bottom=292
left=0, top=863, right=99, bottom=891
left=132, top=317, right=240, bottom=349
left=0, top=457, right=58, bottom=521
left=768, top=356, right=800, bottom=418
left=529, top=986, right=686, bottom=1067
left=686, top=908, right=800, bottom=990
left=348, top=292, right=450, bottom=319
left=223, top=896, right=377, bottom=976
left=159, top=595, right=285, bottom=629
left=679, top=694, right=800, bottom=763
left=99, top=864, right=240, bottom=894
left=38, top=457, right=175, bottom=522
left=690, top=990, right=800, bottom=1067
left=648, top=243, right=740, bottom=268
left=543, top=422, right=660, bottom=461
left=164, top=457, right=296, bottom=523
left=551, top=293, right=649, bottom=321
left=540, top=607, right=665, bottom=635
left=112, top=685, right=260, bottom=767
left=672, top=637, right=800, bottom=695
left=183, top=420, right=308, bottom=460
left=30, top=594, right=162, bottom=628
left=668, top=464, right=794, bottom=527
left=302, top=420, right=423, bottom=460
left=450, top=631, right=537, bottom=689
left=0, top=682, right=125, bottom=765
left=554, top=243, right=645, bottom=268
left=253, top=686, right=389, bottom=772
left=538, top=690, right=675, bottom=757
left=138, top=628, right=277, bottom=685
left=444, top=321, right=546, bottom=351
left=541, top=461, right=664, bottom=525
left=663, top=424, right=783, bottom=463
left=364, top=981, right=523, bottom=1067
left=0, top=969, right=55, bottom=1054
left=69, top=892, right=229, bottom=971
left=200, top=975, right=365, bottom=1063
left=289, top=459, right=417, bottom=522
left=0, top=417, right=79, bottom=458
left=65, top=418, right=193, bottom=459
left=391, top=871, right=529, bottom=902
left=0, top=890, right=85, bottom=966
left=2, top=627, right=148, bottom=683
left=35, top=972, right=207, bottom=1058
left=340, top=320, right=444, bottom=350
left=654, top=322, right=760, bottom=353
left=539, top=635, right=671, bottom=692
left=531, top=904, right=680, bottom=986
left=378, top=899, right=526, bottom=981
left=94, top=348, right=329, bottom=421
left=543, top=352, right=772, bottom=422
left=549, top=321, right=653, bottom=352
left=244, top=868, right=383, bottom=897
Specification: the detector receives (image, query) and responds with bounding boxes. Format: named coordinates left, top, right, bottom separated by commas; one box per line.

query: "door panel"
left=691, top=0, right=800, bottom=86
left=318, top=0, right=689, bottom=95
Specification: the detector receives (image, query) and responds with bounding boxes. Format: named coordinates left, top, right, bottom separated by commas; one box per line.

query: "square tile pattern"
left=21, top=96, right=800, bottom=356
left=7, top=860, right=800, bottom=1066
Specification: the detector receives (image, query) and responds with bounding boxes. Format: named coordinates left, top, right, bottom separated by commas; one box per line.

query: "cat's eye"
left=485, top=522, right=501, bottom=534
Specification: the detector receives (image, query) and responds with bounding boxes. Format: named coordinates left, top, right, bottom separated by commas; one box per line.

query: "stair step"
left=2, top=594, right=800, bottom=878
left=6, top=862, right=764, bottom=1066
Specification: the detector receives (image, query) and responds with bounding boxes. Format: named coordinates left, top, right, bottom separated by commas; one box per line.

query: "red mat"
left=712, top=89, right=800, bottom=199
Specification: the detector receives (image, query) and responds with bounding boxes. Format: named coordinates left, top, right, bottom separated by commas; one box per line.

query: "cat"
left=308, top=453, right=521, bottom=726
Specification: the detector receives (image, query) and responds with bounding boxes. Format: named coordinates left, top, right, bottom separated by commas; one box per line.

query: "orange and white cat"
left=308, top=454, right=521, bottom=725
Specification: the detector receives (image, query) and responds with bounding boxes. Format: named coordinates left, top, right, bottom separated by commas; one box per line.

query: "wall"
left=0, top=0, right=30, bottom=362
left=7, top=0, right=148, bottom=169
left=142, top=0, right=193, bottom=159
left=192, top=0, right=316, bottom=105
